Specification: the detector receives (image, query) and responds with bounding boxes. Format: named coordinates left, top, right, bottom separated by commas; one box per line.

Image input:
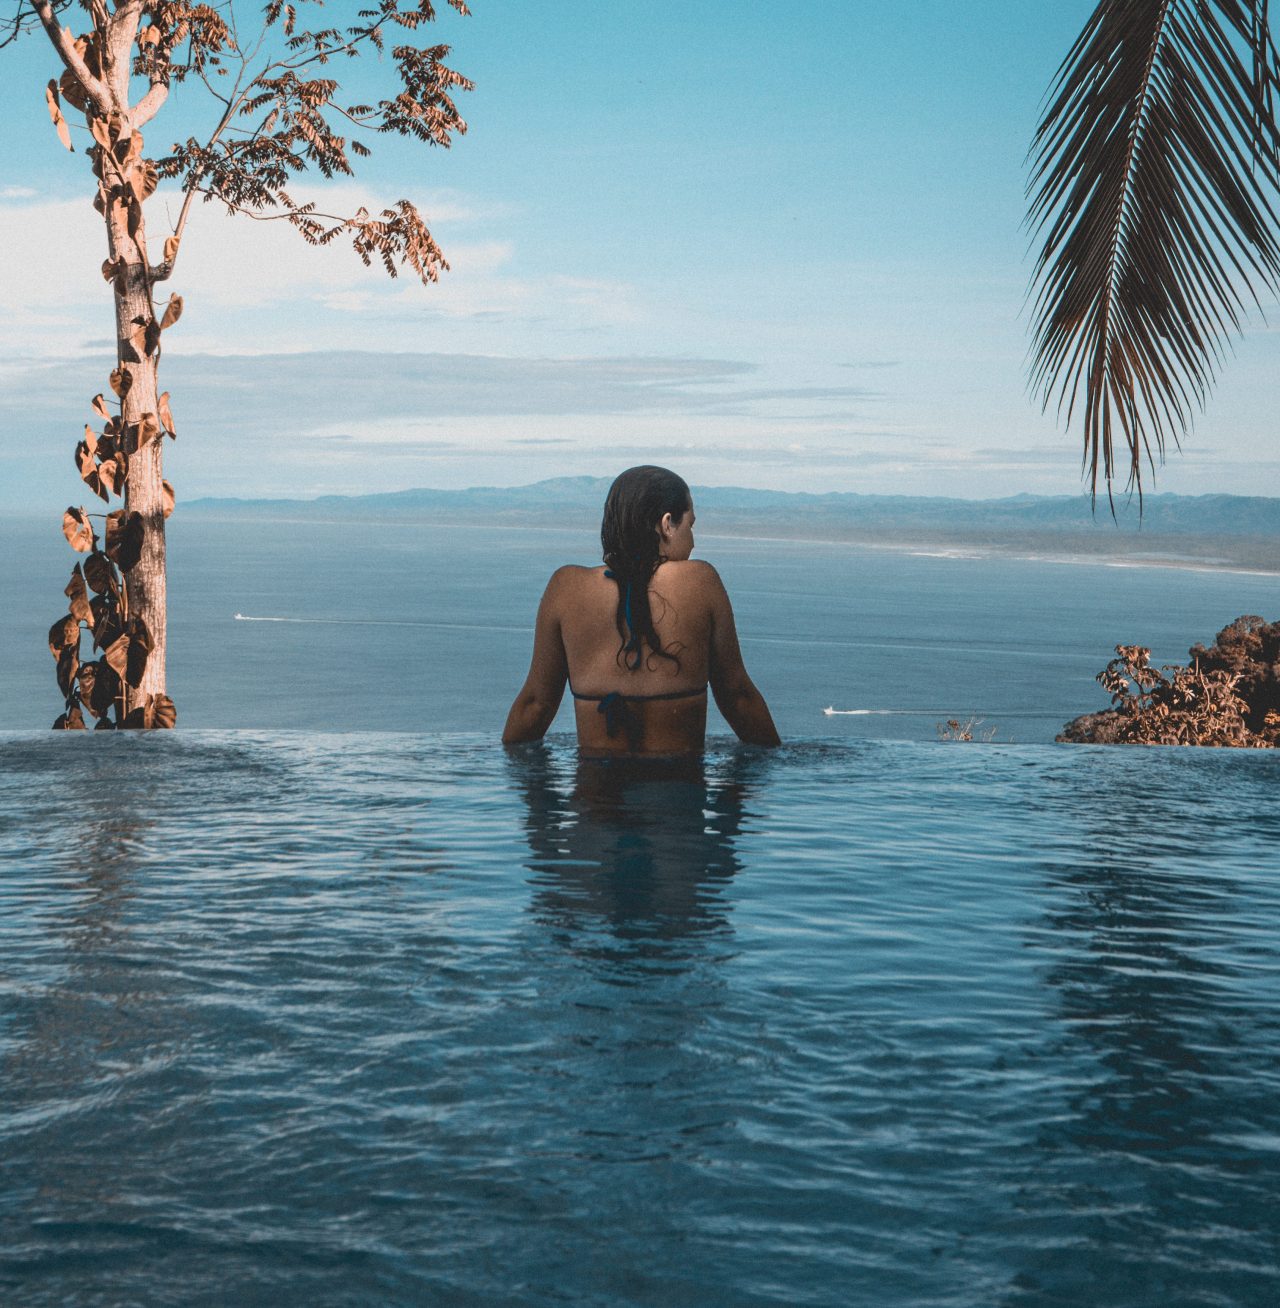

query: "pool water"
left=2, top=732, right=1279, bottom=1306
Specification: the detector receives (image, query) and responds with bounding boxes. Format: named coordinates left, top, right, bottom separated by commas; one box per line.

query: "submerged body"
left=503, top=470, right=778, bottom=756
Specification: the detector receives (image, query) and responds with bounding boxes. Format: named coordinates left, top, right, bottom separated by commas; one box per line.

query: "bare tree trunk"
left=106, top=189, right=166, bottom=708
left=102, top=2, right=166, bottom=712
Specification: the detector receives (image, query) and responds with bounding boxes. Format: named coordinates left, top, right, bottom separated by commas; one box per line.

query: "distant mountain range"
left=186, top=477, right=1280, bottom=570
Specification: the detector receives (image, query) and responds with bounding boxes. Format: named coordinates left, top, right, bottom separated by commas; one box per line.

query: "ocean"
left=7, top=513, right=1280, bottom=740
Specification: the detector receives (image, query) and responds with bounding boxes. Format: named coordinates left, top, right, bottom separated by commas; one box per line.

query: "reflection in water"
left=508, top=745, right=764, bottom=956
left=1005, top=759, right=1280, bottom=1306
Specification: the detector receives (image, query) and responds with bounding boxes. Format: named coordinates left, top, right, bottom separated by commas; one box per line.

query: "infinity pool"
left=2, top=733, right=1278, bottom=1306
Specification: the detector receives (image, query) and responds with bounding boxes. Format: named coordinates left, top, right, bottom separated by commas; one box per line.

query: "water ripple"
left=1, top=732, right=1278, bottom=1306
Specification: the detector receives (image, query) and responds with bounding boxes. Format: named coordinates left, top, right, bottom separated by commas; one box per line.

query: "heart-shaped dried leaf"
left=82, top=423, right=99, bottom=456
left=90, top=607, right=122, bottom=656
left=163, top=233, right=180, bottom=263
left=86, top=659, right=121, bottom=718
left=64, top=564, right=94, bottom=626
left=115, top=130, right=142, bottom=166
left=100, top=450, right=128, bottom=495
left=103, top=633, right=129, bottom=679
left=45, top=80, right=72, bottom=151
left=148, top=694, right=176, bottom=729
left=136, top=413, right=161, bottom=448
left=161, top=480, right=175, bottom=518
left=109, top=367, right=132, bottom=399
left=144, top=318, right=161, bottom=355
left=122, top=693, right=176, bottom=730
left=48, top=614, right=80, bottom=657
left=158, top=391, right=175, bottom=435
left=54, top=705, right=87, bottom=730
left=104, top=509, right=125, bottom=549
left=128, top=159, right=158, bottom=202
left=96, top=457, right=118, bottom=495
left=57, top=644, right=80, bottom=697
left=100, top=257, right=123, bottom=285
left=59, top=68, right=88, bottom=112
left=160, top=295, right=183, bottom=330
left=94, top=715, right=116, bottom=731
left=91, top=393, right=111, bottom=419
left=110, top=512, right=145, bottom=572
left=125, top=616, right=153, bottom=687
left=89, top=115, right=113, bottom=148
left=77, top=660, right=99, bottom=716
left=83, top=550, right=118, bottom=596
left=62, top=506, right=95, bottom=553
left=78, top=453, right=108, bottom=503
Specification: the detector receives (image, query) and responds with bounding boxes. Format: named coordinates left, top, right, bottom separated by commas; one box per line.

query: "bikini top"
left=570, top=684, right=707, bottom=743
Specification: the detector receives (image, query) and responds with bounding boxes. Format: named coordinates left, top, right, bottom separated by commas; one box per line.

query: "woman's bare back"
left=504, top=558, right=779, bottom=757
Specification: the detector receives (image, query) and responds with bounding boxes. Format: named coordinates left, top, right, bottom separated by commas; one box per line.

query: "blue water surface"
left=2, top=731, right=1278, bottom=1307
left=10, top=515, right=1280, bottom=739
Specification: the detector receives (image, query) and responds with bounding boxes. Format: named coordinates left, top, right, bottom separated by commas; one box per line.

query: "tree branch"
left=31, top=0, right=110, bottom=110
left=133, top=79, right=168, bottom=125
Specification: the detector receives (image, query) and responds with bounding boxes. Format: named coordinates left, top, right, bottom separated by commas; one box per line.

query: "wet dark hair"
left=600, top=465, right=691, bottom=671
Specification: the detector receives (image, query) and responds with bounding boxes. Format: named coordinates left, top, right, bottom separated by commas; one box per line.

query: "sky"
left=2, top=0, right=1279, bottom=509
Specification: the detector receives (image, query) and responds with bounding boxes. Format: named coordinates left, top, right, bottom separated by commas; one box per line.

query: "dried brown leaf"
left=136, top=413, right=161, bottom=448
left=158, top=391, right=175, bottom=436
left=109, top=367, right=132, bottom=399
left=83, top=550, right=118, bottom=597
left=48, top=614, right=79, bottom=658
left=103, top=633, right=129, bottom=679
left=128, top=159, right=158, bottom=203
left=91, top=393, right=111, bottom=420
left=57, top=645, right=79, bottom=697
left=160, top=295, right=183, bottom=330
left=96, top=457, right=119, bottom=496
left=53, top=705, right=87, bottom=730
left=125, top=617, right=153, bottom=688
left=79, top=659, right=120, bottom=718
left=109, top=512, right=145, bottom=573
left=45, top=80, right=71, bottom=151
left=104, top=509, right=125, bottom=552
left=162, top=480, right=175, bottom=518
left=123, top=694, right=176, bottom=730
left=59, top=68, right=88, bottom=113
left=64, top=564, right=93, bottom=627
left=62, top=507, right=94, bottom=553
left=163, top=234, right=180, bottom=263
left=149, top=695, right=177, bottom=729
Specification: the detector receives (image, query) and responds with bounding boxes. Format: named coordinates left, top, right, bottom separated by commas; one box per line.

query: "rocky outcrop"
left=1058, top=617, right=1280, bottom=747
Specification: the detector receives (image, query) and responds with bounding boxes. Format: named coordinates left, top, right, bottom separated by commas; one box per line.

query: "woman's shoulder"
left=545, top=563, right=607, bottom=593
left=655, top=559, right=724, bottom=589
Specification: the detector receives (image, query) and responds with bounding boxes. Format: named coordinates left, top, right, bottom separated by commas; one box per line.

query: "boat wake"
left=232, top=613, right=525, bottom=633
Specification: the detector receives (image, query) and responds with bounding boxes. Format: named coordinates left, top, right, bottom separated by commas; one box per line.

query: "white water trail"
left=233, top=613, right=526, bottom=634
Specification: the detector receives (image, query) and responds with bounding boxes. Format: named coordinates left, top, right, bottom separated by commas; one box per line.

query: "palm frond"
left=1027, top=0, right=1280, bottom=506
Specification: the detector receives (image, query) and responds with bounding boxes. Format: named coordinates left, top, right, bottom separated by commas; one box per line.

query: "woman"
left=503, top=466, right=780, bottom=755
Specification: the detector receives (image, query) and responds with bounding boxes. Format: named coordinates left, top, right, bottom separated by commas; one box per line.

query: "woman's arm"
left=703, top=564, right=781, bottom=746
left=503, top=570, right=570, bottom=745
